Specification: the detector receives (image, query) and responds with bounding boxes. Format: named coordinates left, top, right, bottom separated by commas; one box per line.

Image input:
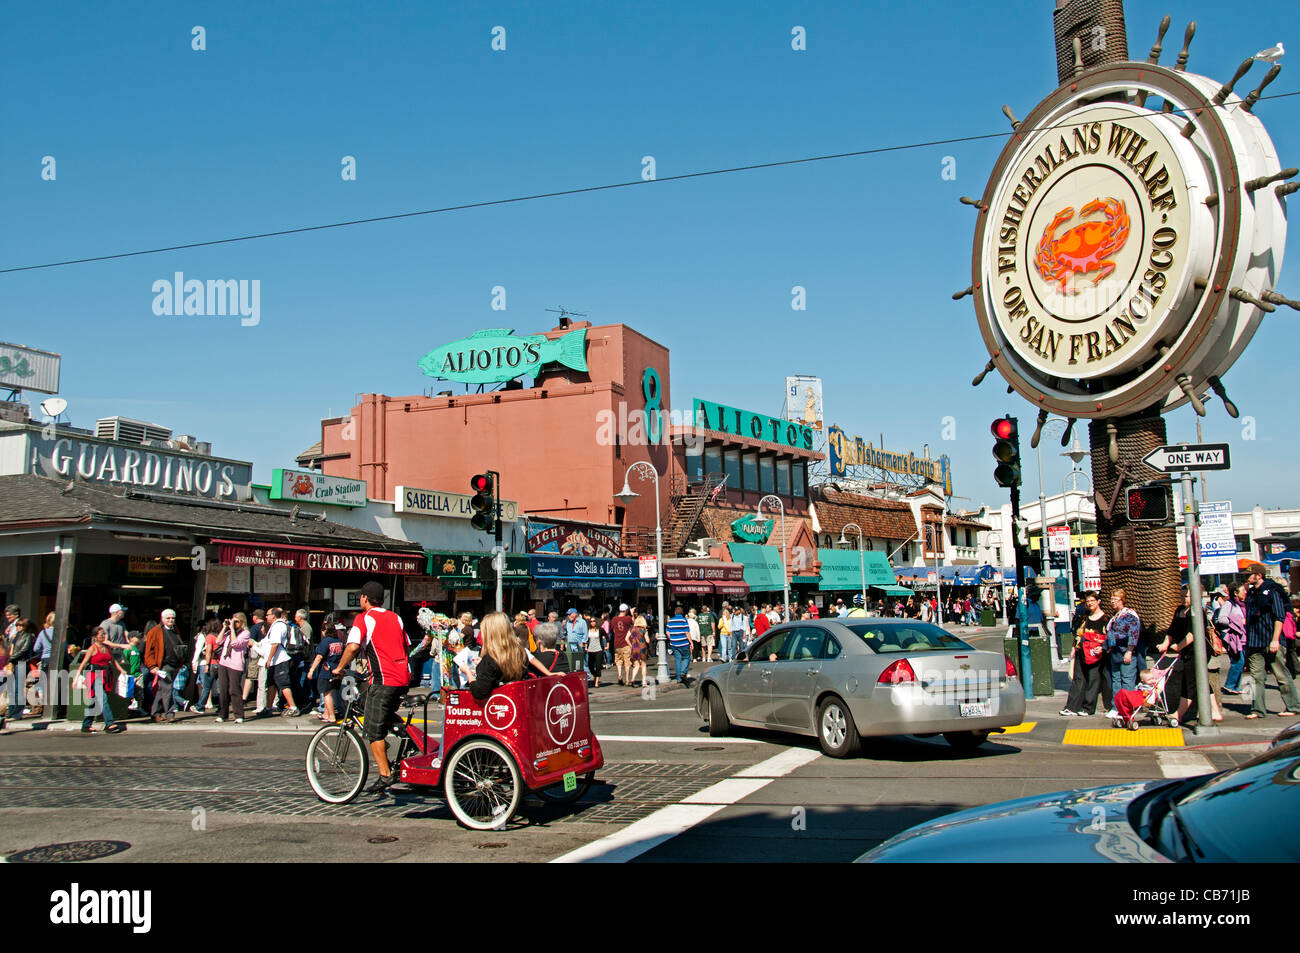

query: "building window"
left=792, top=462, right=806, bottom=498
left=1235, top=534, right=1252, bottom=554
left=741, top=452, right=759, bottom=492
left=724, top=450, right=742, bottom=492
left=704, top=447, right=723, bottom=482
left=759, top=457, right=774, bottom=495
left=776, top=459, right=791, bottom=496
left=685, top=448, right=703, bottom=483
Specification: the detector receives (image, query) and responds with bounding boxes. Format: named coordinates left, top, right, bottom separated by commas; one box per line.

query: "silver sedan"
left=694, top=619, right=1025, bottom=757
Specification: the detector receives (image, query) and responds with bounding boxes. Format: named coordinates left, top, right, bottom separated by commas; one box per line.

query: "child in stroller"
left=1112, top=654, right=1180, bottom=730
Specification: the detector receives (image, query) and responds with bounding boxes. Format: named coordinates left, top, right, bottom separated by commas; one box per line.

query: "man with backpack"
left=263, top=607, right=302, bottom=717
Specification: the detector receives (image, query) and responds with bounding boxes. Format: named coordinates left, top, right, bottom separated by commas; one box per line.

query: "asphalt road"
left=0, top=629, right=1279, bottom=863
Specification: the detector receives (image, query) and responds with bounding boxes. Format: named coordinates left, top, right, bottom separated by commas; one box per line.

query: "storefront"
left=527, top=554, right=656, bottom=614
left=424, top=550, right=532, bottom=615
left=661, top=559, right=749, bottom=607
left=727, top=542, right=787, bottom=601
left=211, top=539, right=426, bottom=621
left=0, top=473, right=423, bottom=666
left=815, top=548, right=897, bottom=598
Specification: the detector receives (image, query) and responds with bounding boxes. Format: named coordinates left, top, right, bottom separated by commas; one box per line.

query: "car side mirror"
left=735, top=650, right=748, bottom=662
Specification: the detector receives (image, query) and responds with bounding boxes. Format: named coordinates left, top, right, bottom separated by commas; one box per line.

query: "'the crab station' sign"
left=269, top=467, right=367, bottom=507
left=971, top=63, right=1288, bottom=419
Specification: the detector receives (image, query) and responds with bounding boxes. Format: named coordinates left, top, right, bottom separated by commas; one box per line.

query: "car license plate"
left=960, top=703, right=988, bottom=718
left=563, top=771, right=577, bottom=793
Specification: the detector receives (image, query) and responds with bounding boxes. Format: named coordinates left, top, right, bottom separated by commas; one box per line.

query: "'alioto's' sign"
left=416, top=328, right=589, bottom=385
left=693, top=398, right=814, bottom=450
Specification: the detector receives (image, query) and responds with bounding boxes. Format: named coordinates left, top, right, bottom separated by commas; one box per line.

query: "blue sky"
left=2, top=0, right=1295, bottom=512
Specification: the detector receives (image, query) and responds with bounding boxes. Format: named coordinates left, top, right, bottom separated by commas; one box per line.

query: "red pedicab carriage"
left=305, top=671, right=603, bottom=830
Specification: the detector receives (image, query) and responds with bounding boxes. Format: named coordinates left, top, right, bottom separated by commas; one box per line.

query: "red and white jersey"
left=347, top=607, right=411, bottom=687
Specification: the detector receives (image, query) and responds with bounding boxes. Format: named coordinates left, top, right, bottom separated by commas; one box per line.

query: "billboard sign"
left=0, top=342, right=60, bottom=395
left=784, top=376, right=823, bottom=430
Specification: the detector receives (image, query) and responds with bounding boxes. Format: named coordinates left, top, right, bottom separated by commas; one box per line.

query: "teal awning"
left=871, top=584, right=915, bottom=597
left=816, top=548, right=897, bottom=589
left=729, top=542, right=786, bottom=591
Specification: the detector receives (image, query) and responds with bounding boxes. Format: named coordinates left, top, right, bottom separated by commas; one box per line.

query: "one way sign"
left=1142, top=443, right=1232, bottom=472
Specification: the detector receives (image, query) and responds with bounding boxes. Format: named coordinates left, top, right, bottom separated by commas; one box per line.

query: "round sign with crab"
left=968, top=60, right=1290, bottom=419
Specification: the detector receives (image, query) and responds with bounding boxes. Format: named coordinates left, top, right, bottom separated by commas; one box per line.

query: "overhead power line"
left=2, top=89, right=1296, bottom=276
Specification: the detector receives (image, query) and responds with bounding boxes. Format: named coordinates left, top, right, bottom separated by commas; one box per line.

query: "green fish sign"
left=731, top=516, right=772, bottom=543
left=417, top=328, right=588, bottom=384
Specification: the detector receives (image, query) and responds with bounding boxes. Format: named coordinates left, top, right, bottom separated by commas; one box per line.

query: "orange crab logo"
left=1034, top=197, right=1131, bottom=294
left=291, top=474, right=315, bottom=497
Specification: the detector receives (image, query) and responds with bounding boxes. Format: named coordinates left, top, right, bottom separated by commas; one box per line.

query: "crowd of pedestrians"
left=1060, top=564, right=1299, bottom=726
left=7, top=566, right=1296, bottom=736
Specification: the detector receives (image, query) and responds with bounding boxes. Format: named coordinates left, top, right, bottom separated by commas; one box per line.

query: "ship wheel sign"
left=962, top=20, right=1297, bottom=425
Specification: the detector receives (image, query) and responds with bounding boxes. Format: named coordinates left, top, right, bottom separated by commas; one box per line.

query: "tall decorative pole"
left=839, top=522, right=866, bottom=609
left=756, top=495, right=788, bottom=623
left=616, top=463, right=668, bottom=684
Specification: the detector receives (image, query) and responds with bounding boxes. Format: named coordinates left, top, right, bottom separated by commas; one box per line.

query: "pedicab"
left=305, top=671, right=604, bottom=830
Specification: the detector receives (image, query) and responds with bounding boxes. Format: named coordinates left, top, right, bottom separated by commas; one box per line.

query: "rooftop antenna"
left=545, top=306, right=588, bottom=329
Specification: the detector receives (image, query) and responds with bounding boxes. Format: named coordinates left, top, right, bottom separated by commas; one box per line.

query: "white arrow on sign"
left=1142, top=443, right=1232, bottom=472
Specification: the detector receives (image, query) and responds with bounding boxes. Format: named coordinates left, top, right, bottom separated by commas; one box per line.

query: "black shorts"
left=270, top=662, right=292, bottom=689
left=363, top=683, right=407, bottom=742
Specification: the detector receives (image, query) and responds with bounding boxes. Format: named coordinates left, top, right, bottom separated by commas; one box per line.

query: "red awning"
left=714, top=583, right=750, bottom=597
left=214, top=539, right=425, bottom=575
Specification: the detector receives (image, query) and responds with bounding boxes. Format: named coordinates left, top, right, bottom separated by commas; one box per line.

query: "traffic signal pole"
left=993, top=415, right=1032, bottom=697
left=490, top=468, right=504, bottom=614
left=1009, top=481, right=1033, bottom=698
left=1180, top=466, right=1216, bottom=734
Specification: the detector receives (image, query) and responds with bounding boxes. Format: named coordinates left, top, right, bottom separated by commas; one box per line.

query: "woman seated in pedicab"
left=468, top=612, right=554, bottom=701
left=530, top=622, right=570, bottom=674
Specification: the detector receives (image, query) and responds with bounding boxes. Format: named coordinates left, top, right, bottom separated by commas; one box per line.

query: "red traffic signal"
left=470, top=473, right=496, bottom=533
left=991, top=416, right=1021, bottom=488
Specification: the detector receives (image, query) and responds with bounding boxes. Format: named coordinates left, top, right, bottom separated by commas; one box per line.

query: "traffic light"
left=469, top=473, right=496, bottom=533
left=991, top=416, right=1022, bottom=488
left=1125, top=484, right=1170, bottom=523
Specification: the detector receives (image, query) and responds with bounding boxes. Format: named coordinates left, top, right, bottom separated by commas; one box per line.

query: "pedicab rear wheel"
left=444, top=738, right=522, bottom=830
left=306, top=725, right=368, bottom=803
left=537, top=771, right=594, bottom=804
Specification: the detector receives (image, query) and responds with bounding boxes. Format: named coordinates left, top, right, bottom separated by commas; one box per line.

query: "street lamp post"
left=839, top=522, right=866, bottom=609
left=615, top=462, right=668, bottom=684
left=755, top=495, right=788, bottom=622
left=1060, top=435, right=1091, bottom=609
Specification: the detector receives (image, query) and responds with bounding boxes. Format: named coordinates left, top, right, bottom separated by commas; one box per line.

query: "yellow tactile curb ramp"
left=996, top=722, right=1037, bottom=734
left=1063, top=727, right=1185, bottom=747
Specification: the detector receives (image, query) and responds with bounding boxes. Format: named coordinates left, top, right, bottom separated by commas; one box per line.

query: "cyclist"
left=332, top=581, right=411, bottom=795
left=845, top=594, right=868, bottom=618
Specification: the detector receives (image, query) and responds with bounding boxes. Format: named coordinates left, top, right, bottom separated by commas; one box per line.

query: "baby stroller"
left=1111, top=653, right=1180, bottom=730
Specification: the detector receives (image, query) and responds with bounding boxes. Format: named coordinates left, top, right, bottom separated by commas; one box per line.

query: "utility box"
left=1004, top=635, right=1056, bottom=696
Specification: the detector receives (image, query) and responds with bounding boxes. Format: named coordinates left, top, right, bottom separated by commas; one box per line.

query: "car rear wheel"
left=943, top=730, right=990, bottom=753
left=707, top=685, right=730, bottom=737
left=816, top=696, right=860, bottom=758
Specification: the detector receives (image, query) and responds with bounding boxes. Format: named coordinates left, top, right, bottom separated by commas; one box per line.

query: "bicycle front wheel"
left=306, top=725, right=368, bottom=803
